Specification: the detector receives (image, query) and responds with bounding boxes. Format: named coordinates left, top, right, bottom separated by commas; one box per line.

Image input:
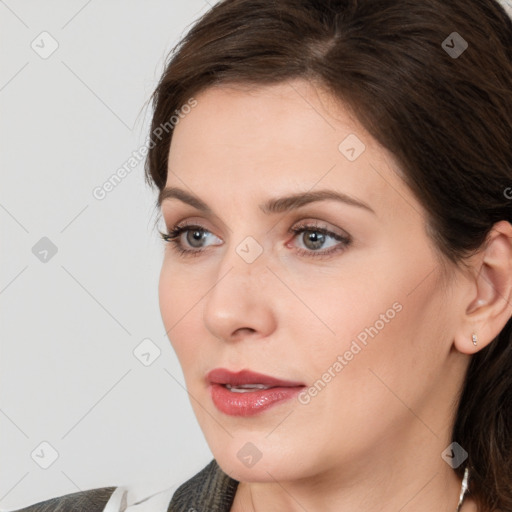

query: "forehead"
left=170, top=79, right=365, bottom=158
left=166, top=79, right=421, bottom=222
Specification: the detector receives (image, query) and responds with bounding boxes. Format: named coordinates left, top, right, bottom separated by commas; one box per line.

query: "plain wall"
left=0, top=1, right=216, bottom=509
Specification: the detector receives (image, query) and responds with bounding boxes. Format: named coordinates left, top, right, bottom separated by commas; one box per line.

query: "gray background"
left=0, top=1, right=216, bottom=509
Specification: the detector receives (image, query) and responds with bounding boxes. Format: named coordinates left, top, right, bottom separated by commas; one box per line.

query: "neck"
left=232, top=467, right=464, bottom=512
left=230, top=426, right=471, bottom=512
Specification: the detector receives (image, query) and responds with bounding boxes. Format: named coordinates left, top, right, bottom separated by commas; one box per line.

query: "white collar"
left=102, top=482, right=179, bottom=512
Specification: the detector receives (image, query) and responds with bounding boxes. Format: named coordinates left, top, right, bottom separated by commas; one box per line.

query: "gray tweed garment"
left=9, top=459, right=239, bottom=512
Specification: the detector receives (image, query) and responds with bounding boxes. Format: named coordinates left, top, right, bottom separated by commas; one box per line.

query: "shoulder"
left=6, top=486, right=117, bottom=512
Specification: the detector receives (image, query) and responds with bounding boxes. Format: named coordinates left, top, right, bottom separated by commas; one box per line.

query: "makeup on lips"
left=207, top=368, right=306, bottom=417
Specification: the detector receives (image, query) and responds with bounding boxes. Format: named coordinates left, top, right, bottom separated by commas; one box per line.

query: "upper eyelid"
left=168, top=221, right=349, bottom=247
left=169, top=219, right=346, bottom=236
left=292, top=220, right=349, bottom=234
left=164, top=216, right=230, bottom=235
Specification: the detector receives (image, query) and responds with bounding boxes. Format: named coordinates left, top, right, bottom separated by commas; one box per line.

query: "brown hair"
left=144, top=0, right=512, bottom=509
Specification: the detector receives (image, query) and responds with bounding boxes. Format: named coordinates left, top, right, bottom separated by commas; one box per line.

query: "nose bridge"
left=216, top=218, right=269, bottom=277
left=211, top=232, right=268, bottom=304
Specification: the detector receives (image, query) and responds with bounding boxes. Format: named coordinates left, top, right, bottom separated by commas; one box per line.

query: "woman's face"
left=159, top=79, right=466, bottom=482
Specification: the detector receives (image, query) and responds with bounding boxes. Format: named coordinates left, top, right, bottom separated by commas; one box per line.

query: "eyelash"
left=158, top=221, right=352, bottom=259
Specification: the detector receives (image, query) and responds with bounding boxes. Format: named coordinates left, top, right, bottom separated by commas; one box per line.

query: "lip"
left=207, top=368, right=306, bottom=417
left=207, top=368, right=305, bottom=387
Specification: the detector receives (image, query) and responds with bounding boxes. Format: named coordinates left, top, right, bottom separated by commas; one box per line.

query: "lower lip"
left=209, top=383, right=303, bottom=417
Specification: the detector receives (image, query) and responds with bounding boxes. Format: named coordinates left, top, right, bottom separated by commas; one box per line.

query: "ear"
left=453, top=220, right=512, bottom=355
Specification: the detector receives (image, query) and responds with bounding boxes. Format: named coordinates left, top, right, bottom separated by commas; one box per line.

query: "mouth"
left=206, top=368, right=306, bottom=417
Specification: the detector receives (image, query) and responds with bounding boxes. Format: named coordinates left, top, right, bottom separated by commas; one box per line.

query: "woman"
left=12, top=0, right=512, bottom=510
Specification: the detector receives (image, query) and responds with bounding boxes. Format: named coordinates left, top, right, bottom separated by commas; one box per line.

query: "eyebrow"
left=158, top=187, right=376, bottom=215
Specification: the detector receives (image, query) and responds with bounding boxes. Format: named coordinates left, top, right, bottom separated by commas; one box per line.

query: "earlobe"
left=453, top=220, right=512, bottom=355
left=454, top=331, right=484, bottom=355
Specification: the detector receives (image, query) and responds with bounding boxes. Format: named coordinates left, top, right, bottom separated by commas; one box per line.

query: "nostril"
left=232, top=327, right=257, bottom=337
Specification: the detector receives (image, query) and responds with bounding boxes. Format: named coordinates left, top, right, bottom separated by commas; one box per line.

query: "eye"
left=159, top=220, right=352, bottom=259
left=159, top=222, right=221, bottom=257
left=287, top=221, right=352, bottom=259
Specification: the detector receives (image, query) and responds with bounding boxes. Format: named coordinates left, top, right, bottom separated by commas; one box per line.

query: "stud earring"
left=472, top=333, right=478, bottom=346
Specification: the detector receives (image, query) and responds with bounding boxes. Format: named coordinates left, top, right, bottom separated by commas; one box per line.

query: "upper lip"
left=207, top=368, right=305, bottom=388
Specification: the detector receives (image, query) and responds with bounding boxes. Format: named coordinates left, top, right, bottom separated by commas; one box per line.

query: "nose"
left=202, top=240, right=277, bottom=344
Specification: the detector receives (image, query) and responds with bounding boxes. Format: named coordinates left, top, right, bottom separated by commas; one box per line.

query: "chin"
left=214, top=451, right=296, bottom=483
left=209, top=434, right=312, bottom=482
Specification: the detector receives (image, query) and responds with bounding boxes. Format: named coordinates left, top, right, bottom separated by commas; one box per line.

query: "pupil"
left=188, top=230, right=205, bottom=247
left=305, top=231, right=324, bottom=249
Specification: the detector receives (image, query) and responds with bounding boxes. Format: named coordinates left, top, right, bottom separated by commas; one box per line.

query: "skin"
left=158, top=78, right=512, bottom=511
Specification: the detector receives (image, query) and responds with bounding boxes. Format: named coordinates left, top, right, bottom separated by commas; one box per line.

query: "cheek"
left=314, top=273, right=447, bottom=424
left=158, top=265, right=198, bottom=355
left=293, top=246, right=444, bottom=401
left=291, top=283, right=404, bottom=398
left=281, top=256, right=405, bottom=361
